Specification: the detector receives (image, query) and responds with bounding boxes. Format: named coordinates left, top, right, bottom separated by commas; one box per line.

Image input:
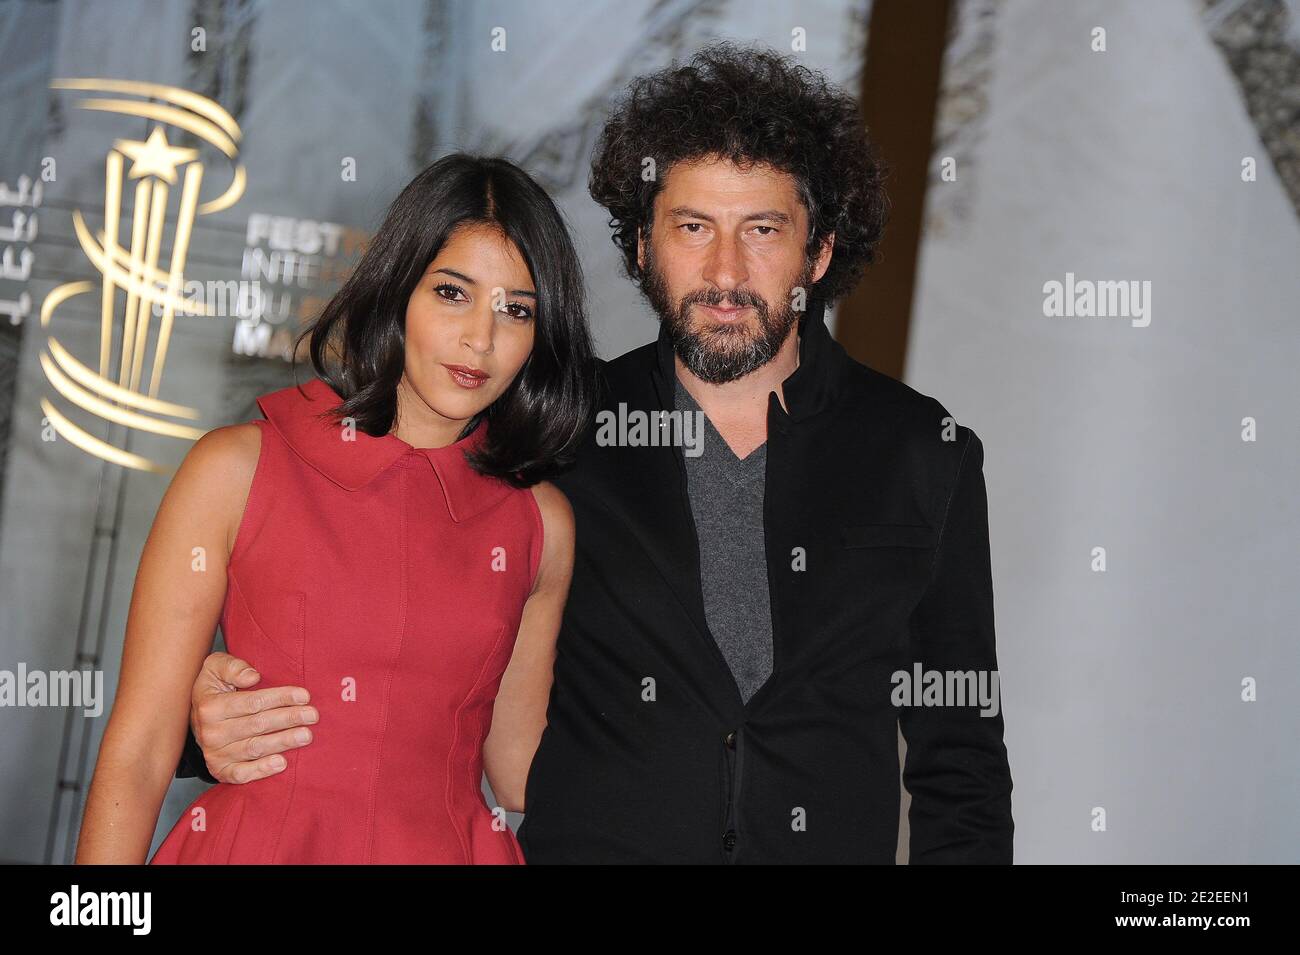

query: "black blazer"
left=518, top=299, right=1014, bottom=863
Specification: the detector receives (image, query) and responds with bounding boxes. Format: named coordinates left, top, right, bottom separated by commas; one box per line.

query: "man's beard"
left=641, top=246, right=812, bottom=385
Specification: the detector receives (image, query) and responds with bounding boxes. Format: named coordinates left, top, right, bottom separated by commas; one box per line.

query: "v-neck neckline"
left=674, top=378, right=768, bottom=465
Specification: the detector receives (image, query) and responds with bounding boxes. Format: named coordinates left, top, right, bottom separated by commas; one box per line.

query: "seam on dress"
left=363, top=466, right=410, bottom=863
left=225, top=572, right=299, bottom=670
left=267, top=590, right=305, bottom=864
left=447, top=620, right=510, bottom=864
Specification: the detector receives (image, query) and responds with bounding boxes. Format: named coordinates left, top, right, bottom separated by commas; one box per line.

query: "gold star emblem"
left=114, top=127, right=199, bottom=184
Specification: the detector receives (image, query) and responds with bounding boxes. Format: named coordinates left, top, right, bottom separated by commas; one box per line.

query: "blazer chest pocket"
left=840, top=523, right=935, bottom=549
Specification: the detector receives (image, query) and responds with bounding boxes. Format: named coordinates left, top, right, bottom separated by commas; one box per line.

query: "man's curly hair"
left=589, top=40, right=890, bottom=304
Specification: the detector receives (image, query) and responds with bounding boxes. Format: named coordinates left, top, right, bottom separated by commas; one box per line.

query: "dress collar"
left=256, top=376, right=514, bottom=523
left=650, top=291, right=843, bottom=425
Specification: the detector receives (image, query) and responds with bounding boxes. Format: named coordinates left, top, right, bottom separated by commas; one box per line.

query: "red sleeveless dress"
left=149, top=376, right=541, bottom=864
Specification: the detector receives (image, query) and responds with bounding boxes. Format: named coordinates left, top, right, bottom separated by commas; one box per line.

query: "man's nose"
left=701, top=233, right=748, bottom=293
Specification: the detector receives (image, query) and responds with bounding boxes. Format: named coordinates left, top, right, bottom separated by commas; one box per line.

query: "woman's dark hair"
left=589, top=40, right=890, bottom=304
left=296, top=153, right=597, bottom=487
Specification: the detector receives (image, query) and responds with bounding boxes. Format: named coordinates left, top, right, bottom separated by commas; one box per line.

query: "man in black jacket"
left=177, top=41, right=1013, bottom=863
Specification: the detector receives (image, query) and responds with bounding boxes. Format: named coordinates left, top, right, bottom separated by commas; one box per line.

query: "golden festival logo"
left=40, top=79, right=245, bottom=473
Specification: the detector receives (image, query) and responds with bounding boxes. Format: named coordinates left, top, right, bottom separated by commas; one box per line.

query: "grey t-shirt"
left=675, top=379, right=773, bottom=704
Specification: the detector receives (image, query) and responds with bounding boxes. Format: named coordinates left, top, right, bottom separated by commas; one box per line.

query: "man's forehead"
left=658, top=156, right=802, bottom=211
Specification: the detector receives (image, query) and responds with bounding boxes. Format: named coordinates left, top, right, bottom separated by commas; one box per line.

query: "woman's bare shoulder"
left=528, top=481, right=574, bottom=543
left=166, top=422, right=264, bottom=558
left=182, top=422, right=262, bottom=484
left=528, top=480, right=575, bottom=592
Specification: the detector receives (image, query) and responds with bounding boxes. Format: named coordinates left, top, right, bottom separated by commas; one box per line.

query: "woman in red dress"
left=75, top=154, right=595, bottom=863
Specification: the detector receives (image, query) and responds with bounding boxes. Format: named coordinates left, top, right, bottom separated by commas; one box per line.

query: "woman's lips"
left=442, top=363, right=490, bottom=389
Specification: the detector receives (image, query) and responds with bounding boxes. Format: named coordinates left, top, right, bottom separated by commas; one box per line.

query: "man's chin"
left=676, top=339, right=771, bottom=384
left=684, top=313, right=761, bottom=345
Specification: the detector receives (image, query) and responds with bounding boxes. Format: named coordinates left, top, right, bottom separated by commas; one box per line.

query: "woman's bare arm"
left=482, top=480, right=574, bottom=814
left=74, top=423, right=261, bottom=863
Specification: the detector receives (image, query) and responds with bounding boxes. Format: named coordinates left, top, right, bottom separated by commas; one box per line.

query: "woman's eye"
left=433, top=282, right=467, bottom=302
left=504, top=302, right=534, bottom=320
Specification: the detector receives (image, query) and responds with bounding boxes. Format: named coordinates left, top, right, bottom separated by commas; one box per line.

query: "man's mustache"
left=681, top=289, right=767, bottom=311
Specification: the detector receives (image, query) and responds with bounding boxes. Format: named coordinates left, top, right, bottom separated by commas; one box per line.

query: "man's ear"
left=636, top=231, right=646, bottom=272
left=811, top=231, right=835, bottom=284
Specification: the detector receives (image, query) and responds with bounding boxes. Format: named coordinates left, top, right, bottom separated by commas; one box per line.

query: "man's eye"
left=753, top=226, right=778, bottom=236
left=681, top=223, right=704, bottom=233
